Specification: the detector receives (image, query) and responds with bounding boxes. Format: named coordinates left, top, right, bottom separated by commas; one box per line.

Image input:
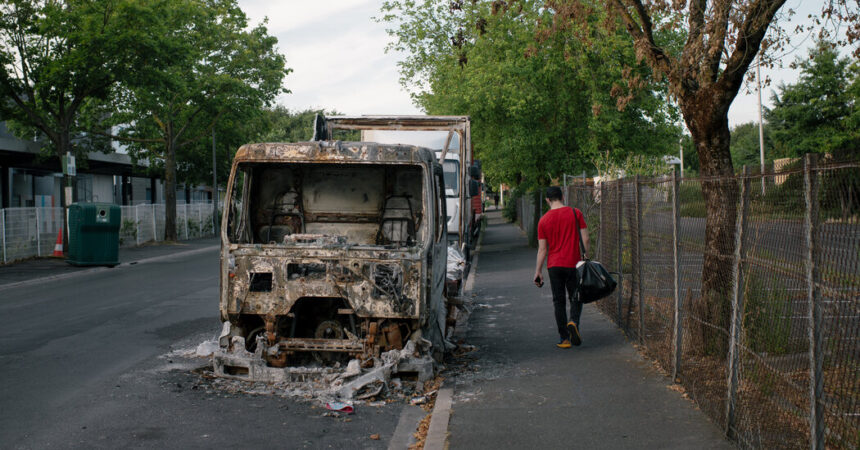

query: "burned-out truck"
left=215, top=139, right=450, bottom=378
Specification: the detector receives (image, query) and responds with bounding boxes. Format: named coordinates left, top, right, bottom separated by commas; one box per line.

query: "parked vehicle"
left=321, top=116, right=481, bottom=260
left=215, top=139, right=450, bottom=377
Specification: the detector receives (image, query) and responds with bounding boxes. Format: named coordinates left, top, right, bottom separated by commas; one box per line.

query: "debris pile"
left=197, top=336, right=439, bottom=404
left=446, top=246, right=465, bottom=282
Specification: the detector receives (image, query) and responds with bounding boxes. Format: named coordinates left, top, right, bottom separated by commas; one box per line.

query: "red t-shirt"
left=537, top=207, right=587, bottom=268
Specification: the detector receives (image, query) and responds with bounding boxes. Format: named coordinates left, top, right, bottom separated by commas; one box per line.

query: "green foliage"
left=730, top=122, right=772, bottom=171
left=766, top=40, right=859, bottom=160
left=93, top=0, right=289, bottom=239
left=379, top=0, right=681, bottom=190
left=119, top=219, right=138, bottom=244
left=678, top=182, right=706, bottom=218
left=593, top=153, right=672, bottom=179
left=0, top=0, right=161, bottom=163
left=502, top=188, right=521, bottom=223
left=257, top=107, right=357, bottom=143
left=186, top=218, right=198, bottom=236
left=742, top=273, right=803, bottom=355
left=104, top=0, right=289, bottom=160
left=675, top=134, right=699, bottom=175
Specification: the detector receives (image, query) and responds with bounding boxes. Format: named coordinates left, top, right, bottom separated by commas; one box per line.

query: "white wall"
left=91, top=174, right=114, bottom=203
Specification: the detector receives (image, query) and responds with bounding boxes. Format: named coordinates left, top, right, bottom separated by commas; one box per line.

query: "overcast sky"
left=237, top=0, right=850, bottom=128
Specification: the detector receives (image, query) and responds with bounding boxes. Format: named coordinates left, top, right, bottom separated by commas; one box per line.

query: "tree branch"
left=716, top=0, right=786, bottom=102
left=0, top=77, right=56, bottom=142
left=178, top=110, right=223, bottom=148
left=702, top=0, right=732, bottom=84
left=91, top=130, right=163, bottom=144
left=608, top=0, right=676, bottom=85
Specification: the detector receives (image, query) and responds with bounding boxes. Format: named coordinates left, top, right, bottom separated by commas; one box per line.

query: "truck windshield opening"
left=227, top=163, right=425, bottom=248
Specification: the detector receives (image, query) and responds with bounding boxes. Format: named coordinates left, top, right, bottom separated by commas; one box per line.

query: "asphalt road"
left=0, top=247, right=400, bottom=449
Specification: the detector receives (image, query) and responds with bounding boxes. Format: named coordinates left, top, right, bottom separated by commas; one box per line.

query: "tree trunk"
left=682, top=95, right=737, bottom=357
left=164, top=136, right=178, bottom=241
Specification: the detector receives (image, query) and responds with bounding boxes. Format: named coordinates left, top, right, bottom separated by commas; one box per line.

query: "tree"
left=102, top=0, right=288, bottom=241
left=258, top=107, right=348, bottom=143
left=383, top=1, right=679, bottom=187
left=729, top=122, right=771, bottom=170
left=543, top=0, right=858, bottom=353
left=382, top=0, right=681, bottom=244
left=0, top=0, right=157, bottom=247
left=767, top=40, right=859, bottom=159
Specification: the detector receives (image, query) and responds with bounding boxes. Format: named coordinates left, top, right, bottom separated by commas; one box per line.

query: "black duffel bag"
left=573, top=208, right=617, bottom=304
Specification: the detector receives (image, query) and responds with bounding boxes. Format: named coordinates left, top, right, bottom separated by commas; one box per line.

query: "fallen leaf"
left=370, top=434, right=380, bottom=440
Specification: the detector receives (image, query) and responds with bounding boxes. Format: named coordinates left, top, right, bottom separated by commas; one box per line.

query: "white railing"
left=0, top=203, right=218, bottom=264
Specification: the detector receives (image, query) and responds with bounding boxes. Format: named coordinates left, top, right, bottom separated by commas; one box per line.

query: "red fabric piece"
left=537, top=207, right=587, bottom=268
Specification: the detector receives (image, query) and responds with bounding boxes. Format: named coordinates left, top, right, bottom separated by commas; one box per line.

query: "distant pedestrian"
left=493, top=193, right=499, bottom=209
left=534, top=186, right=589, bottom=348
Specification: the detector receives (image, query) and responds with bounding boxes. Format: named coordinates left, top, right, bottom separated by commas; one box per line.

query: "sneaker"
left=567, top=322, right=582, bottom=346
left=556, top=338, right=571, bottom=349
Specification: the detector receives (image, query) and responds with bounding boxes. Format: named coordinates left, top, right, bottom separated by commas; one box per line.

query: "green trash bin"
left=66, top=203, right=121, bottom=266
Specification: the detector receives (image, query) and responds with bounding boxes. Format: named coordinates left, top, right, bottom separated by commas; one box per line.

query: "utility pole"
left=678, top=118, right=684, bottom=179
left=212, top=128, right=218, bottom=233
left=757, top=58, right=766, bottom=194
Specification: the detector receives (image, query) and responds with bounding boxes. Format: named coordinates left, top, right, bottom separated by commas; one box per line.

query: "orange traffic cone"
left=52, top=228, right=64, bottom=257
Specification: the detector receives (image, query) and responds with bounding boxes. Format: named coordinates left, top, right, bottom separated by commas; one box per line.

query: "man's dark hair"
left=545, top=186, right=563, bottom=202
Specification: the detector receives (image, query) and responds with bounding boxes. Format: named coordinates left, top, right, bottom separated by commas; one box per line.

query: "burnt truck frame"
left=216, top=140, right=450, bottom=374
left=318, top=115, right=478, bottom=259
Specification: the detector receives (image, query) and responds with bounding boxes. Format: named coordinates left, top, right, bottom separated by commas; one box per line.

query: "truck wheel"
left=312, top=320, right=347, bottom=365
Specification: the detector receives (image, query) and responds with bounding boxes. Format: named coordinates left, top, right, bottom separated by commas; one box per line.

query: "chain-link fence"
left=511, top=157, right=858, bottom=449
left=1, top=202, right=218, bottom=264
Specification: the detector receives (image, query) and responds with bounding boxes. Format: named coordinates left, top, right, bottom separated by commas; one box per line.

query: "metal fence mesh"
left=523, top=158, right=860, bottom=449
left=1, top=203, right=217, bottom=263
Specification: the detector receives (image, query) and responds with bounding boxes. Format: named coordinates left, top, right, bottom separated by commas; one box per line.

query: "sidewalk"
left=0, top=237, right=220, bottom=288
left=446, top=210, right=731, bottom=449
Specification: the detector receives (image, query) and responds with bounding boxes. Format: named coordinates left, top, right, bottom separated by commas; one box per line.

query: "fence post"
left=671, top=166, right=683, bottom=382
left=1, top=209, right=6, bottom=263
left=599, top=182, right=605, bottom=262
left=726, top=166, right=751, bottom=439
left=634, top=176, right=643, bottom=344
left=198, top=204, right=202, bottom=237
left=35, top=207, right=41, bottom=256
left=152, top=204, right=157, bottom=242
left=804, top=153, right=824, bottom=450
left=134, top=206, right=140, bottom=246
left=184, top=203, right=189, bottom=240
left=616, top=180, right=623, bottom=326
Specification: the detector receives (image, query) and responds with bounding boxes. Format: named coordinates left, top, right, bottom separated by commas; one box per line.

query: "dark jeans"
left=548, top=266, right=582, bottom=340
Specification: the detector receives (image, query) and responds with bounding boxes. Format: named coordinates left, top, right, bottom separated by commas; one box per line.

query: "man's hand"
left=534, top=273, right=544, bottom=287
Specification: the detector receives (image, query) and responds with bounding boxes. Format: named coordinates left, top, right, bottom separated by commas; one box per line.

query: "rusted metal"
left=216, top=139, right=450, bottom=373
left=278, top=338, right=365, bottom=353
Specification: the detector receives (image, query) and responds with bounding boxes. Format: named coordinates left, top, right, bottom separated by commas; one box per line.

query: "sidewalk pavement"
left=446, top=210, right=732, bottom=449
left=0, top=237, right=220, bottom=288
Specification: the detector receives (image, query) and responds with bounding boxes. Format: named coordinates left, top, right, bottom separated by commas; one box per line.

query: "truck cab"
left=216, top=140, right=450, bottom=373
left=319, top=116, right=478, bottom=258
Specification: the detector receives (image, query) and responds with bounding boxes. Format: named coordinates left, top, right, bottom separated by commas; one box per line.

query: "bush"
left=502, top=192, right=520, bottom=223
left=743, top=273, right=805, bottom=355
left=678, top=183, right=707, bottom=218
left=119, top=219, right=138, bottom=245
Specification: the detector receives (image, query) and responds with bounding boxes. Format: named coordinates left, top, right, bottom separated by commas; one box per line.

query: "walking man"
left=534, top=186, right=589, bottom=348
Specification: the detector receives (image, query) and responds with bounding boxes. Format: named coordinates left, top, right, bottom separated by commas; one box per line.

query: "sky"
left=237, top=0, right=852, bottom=128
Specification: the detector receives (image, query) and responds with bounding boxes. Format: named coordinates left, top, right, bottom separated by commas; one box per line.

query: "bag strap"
left=572, top=207, right=587, bottom=260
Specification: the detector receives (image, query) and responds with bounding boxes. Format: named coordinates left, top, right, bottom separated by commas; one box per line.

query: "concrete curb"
left=421, top=217, right=486, bottom=449
left=0, top=245, right=220, bottom=292
left=387, top=405, right=425, bottom=449
left=423, top=388, right=454, bottom=450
